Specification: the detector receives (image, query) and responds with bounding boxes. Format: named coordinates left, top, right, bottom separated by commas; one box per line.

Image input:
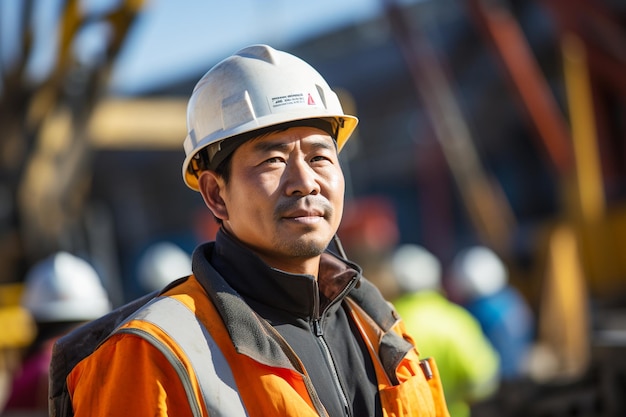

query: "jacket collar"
left=209, top=228, right=361, bottom=319
left=190, top=229, right=360, bottom=368
left=191, top=229, right=413, bottom=378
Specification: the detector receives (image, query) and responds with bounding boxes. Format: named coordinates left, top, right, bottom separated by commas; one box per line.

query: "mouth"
left=282, top=209, right=325, bottom=224
left=276, top=196, right=333, bottom=225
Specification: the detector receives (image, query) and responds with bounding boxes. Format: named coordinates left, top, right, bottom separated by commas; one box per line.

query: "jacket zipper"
left=313, top=319, right=351, bottom=417
left=312, top=281, right=355, bottom=417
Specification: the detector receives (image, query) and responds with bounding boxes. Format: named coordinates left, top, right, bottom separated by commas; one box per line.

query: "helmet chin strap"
left=331, top=234, right=348, bottom=260
left=329, top=234, right=362, bottom=288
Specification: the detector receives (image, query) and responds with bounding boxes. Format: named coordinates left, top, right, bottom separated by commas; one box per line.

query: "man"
left=66, top=44, right=449, bottom=417
left=6, top=252, right=110, bottom=416
left=449, top=245, right=535, bottom=380
left=391, top=244, right=500, bottom=417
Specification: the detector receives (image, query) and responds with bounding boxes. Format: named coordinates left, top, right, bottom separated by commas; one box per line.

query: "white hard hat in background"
left=137, top=242, right=192, bottom=293
left=391, top=244, right=442, bottom=293
left=450, top=246, right=508, bottom=301
left=21, top=252, right=111, bottom=322
left=182, top=44, right=359, bottom=191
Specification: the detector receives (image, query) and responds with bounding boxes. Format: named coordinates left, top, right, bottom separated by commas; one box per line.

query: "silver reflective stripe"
left=119, top=296, right=249, bottom=417
left=117, top=327, right=204, bottom=417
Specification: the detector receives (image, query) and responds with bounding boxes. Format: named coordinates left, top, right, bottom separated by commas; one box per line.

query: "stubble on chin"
left=286, top=238, right=327, bottom=258
left=269, top=225, right=328, bottom=257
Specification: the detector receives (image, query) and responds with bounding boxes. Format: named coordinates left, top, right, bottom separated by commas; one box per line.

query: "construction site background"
left=1, top=0, right=625, bottom=415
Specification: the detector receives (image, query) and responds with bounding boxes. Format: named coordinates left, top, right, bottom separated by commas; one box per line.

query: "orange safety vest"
left=67, top=275, right=449, bottom=417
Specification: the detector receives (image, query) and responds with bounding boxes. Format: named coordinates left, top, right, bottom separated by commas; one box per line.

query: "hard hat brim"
left=182, top=113, right=358, bottom=191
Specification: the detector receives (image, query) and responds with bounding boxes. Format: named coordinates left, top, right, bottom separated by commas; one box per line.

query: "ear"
left=197, top=171, right=229, bottom=221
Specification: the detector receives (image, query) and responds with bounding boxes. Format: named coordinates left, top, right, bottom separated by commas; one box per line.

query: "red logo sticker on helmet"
left=307, top=93, right=316, bottom=105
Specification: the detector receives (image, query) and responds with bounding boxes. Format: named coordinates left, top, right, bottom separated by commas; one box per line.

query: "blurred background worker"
left=2, top=252, right=111, bottom=416
left=136, top=241, right=192, bottom=294
left=0, top=287, right=35, bottom=414
left=391, top=244, right=500, bottom=417
left=449, top=246, right=535, bottom=381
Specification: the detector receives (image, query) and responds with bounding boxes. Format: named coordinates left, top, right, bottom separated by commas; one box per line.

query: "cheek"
left=225, top=180, right=271, bottom=222
left=327, top=171, right=345, bottom=217
left=336, top=198, right=344, bottom=227
left=329, top=170, right=345, bottom=198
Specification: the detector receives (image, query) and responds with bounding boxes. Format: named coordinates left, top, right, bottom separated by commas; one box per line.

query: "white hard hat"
left=21, top=252, right=111, bottom=322
left=137, top=242, right=192, bottom=292
left=182, top=44, right=359, bottom=191
left=391, top=244, right=442, bottom=293
left=450, top=246, right=508, bottom=301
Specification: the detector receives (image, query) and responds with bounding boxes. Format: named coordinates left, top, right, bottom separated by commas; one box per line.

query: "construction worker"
left=65, top=44, right=450, bottom=416
left=449, top=245, right=535, bottom=380
left=391, top=244, right=500, bottom=417
left=4, top=252, right=110, bottom=415
left=0, top=286, right=35, bottom=414
left=136, top=241, right=192, bottom=294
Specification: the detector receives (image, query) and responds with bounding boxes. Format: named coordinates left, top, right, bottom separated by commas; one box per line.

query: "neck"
left=218, top=228, right=322, bottom=277
left=255, top=254, right=321, bottom=277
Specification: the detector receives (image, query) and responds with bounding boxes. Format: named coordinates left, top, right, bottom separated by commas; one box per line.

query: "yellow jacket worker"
left=67, top=45, right=450, bottom=417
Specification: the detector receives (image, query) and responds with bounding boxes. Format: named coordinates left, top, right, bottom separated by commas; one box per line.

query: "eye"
left=264, top=156, right=285, bottom=164
left=310, top=154, right=333, bottom=164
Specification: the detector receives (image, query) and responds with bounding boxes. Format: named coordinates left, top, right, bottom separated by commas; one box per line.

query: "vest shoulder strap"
left=49, top=290, right=159, bottom=417
left=115, top=295, right=249, bottom=417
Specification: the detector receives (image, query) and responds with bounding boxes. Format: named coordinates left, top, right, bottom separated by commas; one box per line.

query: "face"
left=199, top=126, right=345, bottom=274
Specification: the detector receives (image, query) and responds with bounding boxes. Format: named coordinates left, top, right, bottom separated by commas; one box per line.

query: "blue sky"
left=109, top=0, right=388, bottom=94
left=1, top=0, right=426, bottom=95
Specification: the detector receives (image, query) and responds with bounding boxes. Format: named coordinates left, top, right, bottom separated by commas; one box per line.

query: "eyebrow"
left=252, top=141, right=291, bottom=154
left=252, top=137, right=336, bottom=154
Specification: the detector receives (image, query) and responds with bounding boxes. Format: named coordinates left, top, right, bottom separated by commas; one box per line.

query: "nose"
left=284, top=159, right=320, bottom=196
